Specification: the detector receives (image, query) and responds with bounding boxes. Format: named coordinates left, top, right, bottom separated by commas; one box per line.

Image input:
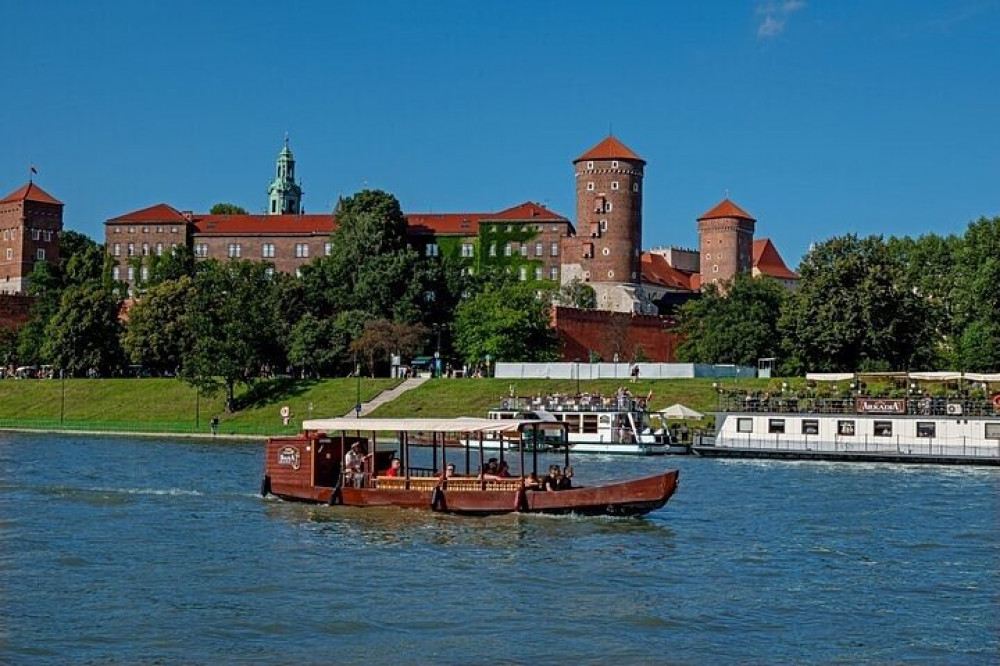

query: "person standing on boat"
left=345, top=442, right=366, bottom=488
left=385, top=458, right=402, bottom=477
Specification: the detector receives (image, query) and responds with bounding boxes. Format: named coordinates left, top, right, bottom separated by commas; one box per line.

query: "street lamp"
left=485, top=353, right=491, bottom=378
left=433, top=324, right=443, bottom=378
left=354, top=354, right=362, bottom=417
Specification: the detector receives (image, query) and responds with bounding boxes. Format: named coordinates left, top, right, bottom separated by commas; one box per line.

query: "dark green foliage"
left=555, top=278, right=597, bottom=309
left=209, top=203, right=249, bottom=215
left=453, top=284, right=560, bottom=364
left=42, top=284, right=125, bottom=376
left=122, top=276, right=195, bottom=374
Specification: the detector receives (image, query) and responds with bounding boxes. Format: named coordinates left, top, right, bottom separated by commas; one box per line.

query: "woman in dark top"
left=556, top=465, right=573, bottom=490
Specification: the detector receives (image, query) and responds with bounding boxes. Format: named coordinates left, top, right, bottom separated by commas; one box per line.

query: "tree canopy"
left=209, top=203, right=249, bottom=215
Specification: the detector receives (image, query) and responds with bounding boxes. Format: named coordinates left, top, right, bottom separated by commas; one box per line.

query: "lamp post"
left=355, top=356, right=362, bottom=417
left=433, top=324, right=443, bottom=378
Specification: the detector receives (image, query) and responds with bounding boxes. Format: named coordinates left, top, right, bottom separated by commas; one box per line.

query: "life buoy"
left=260, top=475, right=271, bottom=497
left=992, top=394, right=1000, bottom=410
left=280, top=405, right=291, bottom=418
left=430, top=486, right=446, bottom=511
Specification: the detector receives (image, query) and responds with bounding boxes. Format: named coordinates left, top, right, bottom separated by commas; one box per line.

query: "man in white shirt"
left=344, top=442, right=366, bottom=488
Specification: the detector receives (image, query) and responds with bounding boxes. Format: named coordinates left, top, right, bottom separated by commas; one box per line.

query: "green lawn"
left=0, top=377, right=401, bottom=436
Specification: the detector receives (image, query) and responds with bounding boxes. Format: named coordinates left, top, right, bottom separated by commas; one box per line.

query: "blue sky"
left=3, top=0, right=998, bottom=266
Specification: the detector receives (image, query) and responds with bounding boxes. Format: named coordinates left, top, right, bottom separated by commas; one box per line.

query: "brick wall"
left=0, top=294, right=35, bottom=330
left=552, top=306, right=682, bottom=362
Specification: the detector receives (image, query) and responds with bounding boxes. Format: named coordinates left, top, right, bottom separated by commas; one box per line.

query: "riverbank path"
left=344, top=376, right=429, bottom=417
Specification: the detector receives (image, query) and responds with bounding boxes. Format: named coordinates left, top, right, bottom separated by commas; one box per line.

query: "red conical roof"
left=574, top=136, right=645, bottom=164
left=697, top=198, right=755, bottom=222
left=0, top=182, right=62, bottom=205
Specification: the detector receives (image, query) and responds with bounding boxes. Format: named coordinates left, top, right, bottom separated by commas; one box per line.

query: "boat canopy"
left=806, top=371, right=1000, bottom=384
left=805, top=373, right=855, bottom=382
left=301, top=417, right=560, bottom=434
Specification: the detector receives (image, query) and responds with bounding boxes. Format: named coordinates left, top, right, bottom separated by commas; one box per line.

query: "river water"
left=0, top=431, right=997, bottom=664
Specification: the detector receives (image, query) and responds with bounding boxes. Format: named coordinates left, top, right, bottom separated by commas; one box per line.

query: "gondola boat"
left=260, top=417, right=679, bottom=517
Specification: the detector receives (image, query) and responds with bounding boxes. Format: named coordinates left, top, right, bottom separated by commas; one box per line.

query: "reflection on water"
left=0, top=432, right=997, bottom=664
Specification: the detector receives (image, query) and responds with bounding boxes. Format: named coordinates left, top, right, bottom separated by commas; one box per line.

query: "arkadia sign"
left=855, top=398, right=906, bottom=414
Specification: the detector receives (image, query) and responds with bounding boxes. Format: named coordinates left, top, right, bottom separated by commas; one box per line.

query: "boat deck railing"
left=494, top=395, right=649, bottom=414
left=718, top=394, right=1000, bottom=418
left=699, top=431, right=1000, bottom=459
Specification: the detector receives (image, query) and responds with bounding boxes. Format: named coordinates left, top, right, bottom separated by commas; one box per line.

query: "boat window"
left=873, top=421, right=893, bottom=437
left=582, top=414, right=599, bottom=434
left=916, top=422, right=936, bottom=438
left=837, top=420, right=856, bottom=436
left=599, top=415, right=612, bottom=426
left=737, top=418, right=753, bottom=433
left=985, top=423, right=1000, bottom=440
left=802, top=419, right=819, bottom=435
left=768, top=419, right=785, bottom=434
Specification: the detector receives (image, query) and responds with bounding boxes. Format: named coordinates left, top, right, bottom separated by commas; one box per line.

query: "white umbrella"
left=658, top=403, right=704, bottom=420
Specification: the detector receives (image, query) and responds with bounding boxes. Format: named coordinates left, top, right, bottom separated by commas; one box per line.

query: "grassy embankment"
left=0, top=375, right=797, bottom=437
left=0, top=377, right=401, bottom=437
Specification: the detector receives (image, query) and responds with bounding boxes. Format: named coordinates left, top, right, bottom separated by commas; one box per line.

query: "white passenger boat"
left=486, top=393, right=684, bottom=455
left=695, top=389, right=1000, bottom=466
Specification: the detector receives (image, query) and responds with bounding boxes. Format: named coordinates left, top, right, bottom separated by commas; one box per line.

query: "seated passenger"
left=522, top=472, right=540, bottom=490
left=384, top=458, right=402, bottom=477
left=344, top=442, right=366, bottom=488
left=495, top=460, right=511, bottom=478
left=542, top=465, right=562, bottom=492
left=445, top=463, right=457, bottom=478
left=556, top=465, right=574, bottom=490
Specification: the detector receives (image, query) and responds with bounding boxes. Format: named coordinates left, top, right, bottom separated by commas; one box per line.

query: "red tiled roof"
left=1, top=182, right=62, bottom=205
left=108, top=203, right=189, bottom=224
left=193, top=214, right=336, bottom=235
left=574, top=136, right=645, bottom=164
left=697, top=198, right=756, bottom=222
left=752, top=238, right=799, bottom=280
left=487, top=201, right=569, bottom=222
left=640, top=252, right=697, bottom=292
left=405, top=213, right=491, bottom=236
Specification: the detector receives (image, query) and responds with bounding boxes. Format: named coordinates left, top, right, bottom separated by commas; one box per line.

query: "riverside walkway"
left=342, top=376, right=428, bottom=417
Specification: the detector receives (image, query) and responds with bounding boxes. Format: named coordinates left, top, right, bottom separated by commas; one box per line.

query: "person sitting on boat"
left=542, top=465, right=562, bottom=491
left=481, top=458, right=499, bottom=477
left=385, top=458, right=402, bottom=477
left=344, top=442, right=366, bottom=488
left=522, top=472, right=540, bottom=490
left=495, top=460, right=511, bottom=478
left=445, top=463, right=457, bottom=478
left=556, top=466, right=574, bottom=490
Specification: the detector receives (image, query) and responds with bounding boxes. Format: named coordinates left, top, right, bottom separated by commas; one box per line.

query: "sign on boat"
left=261, top=417, right=679, bottom=516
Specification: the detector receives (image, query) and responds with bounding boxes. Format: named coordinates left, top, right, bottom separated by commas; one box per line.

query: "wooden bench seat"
left=374, top=476, right=524, bottom=492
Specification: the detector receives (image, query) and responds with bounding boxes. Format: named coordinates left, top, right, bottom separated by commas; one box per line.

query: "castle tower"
left=562, top=136, right=654, bottom=313
left=0, top=182, right=63, bottom=294
left=697, top=198, right=756, bottom=290
left=267, top=136, right=302, bottom=215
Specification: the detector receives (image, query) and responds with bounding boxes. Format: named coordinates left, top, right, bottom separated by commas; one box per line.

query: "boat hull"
left=269, top=470, right=679, bottom=517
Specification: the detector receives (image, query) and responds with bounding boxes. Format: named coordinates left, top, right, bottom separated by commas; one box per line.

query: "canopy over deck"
left=806, top=371, right=1000, bottom=384
left=301, top=417, right=560, bottom=435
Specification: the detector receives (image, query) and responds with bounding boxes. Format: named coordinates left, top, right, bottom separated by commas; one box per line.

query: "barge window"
left=837, top=420, right=856, bottom=436
left=873, top=421, right=893, bottom=437
left=737, top=418, right=753, bottom=433
left=802, top=419, right=819, bottom=435
left=916, top=422, right=936, bottom=438
left=768, top=419, right=785, bottom=434
left=582, top=415, right=599, bottom=434
left=986, top=423, right=1000, bottom=440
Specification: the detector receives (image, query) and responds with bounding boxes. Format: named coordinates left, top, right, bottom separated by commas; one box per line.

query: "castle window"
left=461, top=243, right=475, bottom=258
left=534, top=266, right=543, bottom=281
left=550, top=243, right=559, bottom=257
left=271, top=201, right=277, bottom=214
left=127, top=266, right=135, bottom=281
left=2, top=230, right=7, bottom=241
left=607, top=270, right=614, bottom=279
left=113, top=243, right=121, bottom=257
left=550, top=266, right=559, bottom=280
left=325, top=242, right=333, bottom=256
left=583, top=271, right=590, bottom=281
left=156, top=243, right=163, bottom=256
left=112, top=266, right=120, bottom=281
left=519, top=244, right=528, bottom=257
left=534, top=242, right=543, bottom=256
left=600, top=220, right=608, bottom=232
left=586, top=161, right=593, bottom=170
left=171, top=226, right=178, bottom=233
left=266, top=267, right=275, bottom=278
left=602, top=247, right=610, bottom=256
left=5, top=248, right=12, bottom=260
left=504, top=243, right=512, bottom=257
left=706, top=253, right=711, bottom=260
left=631, top=272, right=637, bottom=279
left=32, top=229, right=40, bottom=241
left=505, top=225, right=512, bottom=232
left=128, top=227, right=135, bottom=234
left=633, top=183, right=639, bottom=193
left=605, top=202, right=613, bottom=212
left=713, top=265, right=719, bottom=273
left=611, top=181, right=619, bottom=190
left=127, top=243, right=135, bottom=256
left=611, top=160, right=619, bottom=169
left=195, top=244, right=208, bottom=258
left=142, top=227, right=148, bottom=234
left=156, top=226, right=163, bottom=233
left=141, top=266, right=149, bottom=281
left=519, top=266, right=528, bottom=281
left=295, top=268, right=303, bottom=279
left=142, top=243, right=149, bottom=256
left=295, top=244, right=309, bottom=258
left=489, top=243, right=497, bottom=257
left=44, top=231, right=53, bottom=242
left=587, top=182, right=595, bottom=191
left=262, top=243, right=275, bottom=258
left=425, top=243, right=438, bottom=257
left=583, top=242, right=594, bottom=259
left=228, top=244, right=242, bottom=258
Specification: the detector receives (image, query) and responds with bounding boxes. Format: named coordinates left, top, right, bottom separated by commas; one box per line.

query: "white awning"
left=908, top=372, right=963, bottom=381
left=300, top=417, right=558, bottom=434
left=805, top=373, right=855, bottom=382
left=963, top=373, right=1000, bottom=383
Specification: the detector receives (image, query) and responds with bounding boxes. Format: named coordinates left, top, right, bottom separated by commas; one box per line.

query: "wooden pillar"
left=479, top=431, right=485, bottom=490
left=531, top=425, right=538, bottom=476
left=432, top=432, right=438, bottom=474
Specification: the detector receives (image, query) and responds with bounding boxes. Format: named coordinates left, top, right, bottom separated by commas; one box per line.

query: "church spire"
left=267, top=135, right=303, bottom=215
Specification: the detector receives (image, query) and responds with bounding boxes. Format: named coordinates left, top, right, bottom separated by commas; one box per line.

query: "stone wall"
left=551, top=306, right=682, bottom=362
left=0, top=294, right=35, bottom=330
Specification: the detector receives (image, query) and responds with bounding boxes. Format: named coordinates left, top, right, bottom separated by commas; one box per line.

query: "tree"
left=349, top=319, right=428, bottom=376
left=144, top=244, right=196, bottom=287
left=179, top=260, right=280, bottom=411
left=287, top=313, right=348, bottom=378
left=210, top=203, right=249, bottom=215
left=122, top=276, right=196, bottom=374
left=42, top=284, right=125, bottom=376
left=554, top=278, right=596, bottom=309
left=676, top=273, right=787, bottom=367
left=453, top=284, right=560, bottom=364
left=778, top=234, right=934, bottom=373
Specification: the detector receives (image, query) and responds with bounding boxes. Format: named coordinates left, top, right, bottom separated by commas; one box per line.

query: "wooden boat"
left=261, top=417, right=679, bottom=517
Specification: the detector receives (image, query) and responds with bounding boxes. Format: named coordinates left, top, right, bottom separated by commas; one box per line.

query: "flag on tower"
left=30, top=166, right=38, bottom=174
